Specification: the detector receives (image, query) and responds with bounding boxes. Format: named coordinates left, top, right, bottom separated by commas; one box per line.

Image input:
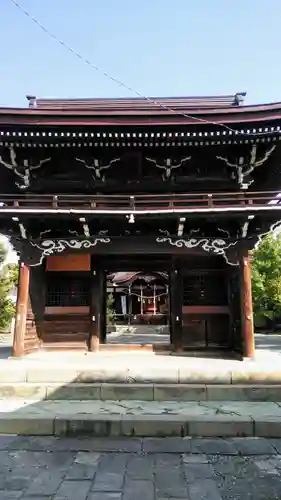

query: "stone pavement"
left=0, top=436, right=281, bottom=499
left=4, top=349, right=281, bottom=385
left=1, top=399, right=281, bottom=437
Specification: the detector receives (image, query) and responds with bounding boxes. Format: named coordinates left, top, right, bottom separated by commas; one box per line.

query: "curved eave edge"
left=1, top=104, right=281, bottom=128
left=2, top=99, right=281, bottom=114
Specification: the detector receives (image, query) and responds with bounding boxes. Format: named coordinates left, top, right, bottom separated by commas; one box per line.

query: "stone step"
left=0, top=399, right=281, bottom=437
left=113, top=325, right=169, bottom=334
left=4, top=359, right=281, bottom=385
left=2, top=382, right=281, bottom=401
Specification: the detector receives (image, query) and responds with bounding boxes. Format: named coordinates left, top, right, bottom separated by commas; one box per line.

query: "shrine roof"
left=1, top=93, right=281, bottom=131
left=26, top=93, right=246, bottom=111
left=108, top=271, right=168, bottom=284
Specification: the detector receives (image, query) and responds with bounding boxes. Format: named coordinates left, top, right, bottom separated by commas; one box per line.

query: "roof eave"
left=1, top=101, right=281, bottom=127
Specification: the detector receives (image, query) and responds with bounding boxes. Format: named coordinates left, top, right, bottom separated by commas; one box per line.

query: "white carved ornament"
left=75, top=157, right=120, bottom=181
left=29, top=238, right=111, bottom=266
left=145, top=156, right=192, bottom=180
left=0, top=146, right=51, bottom=189
left=156, top=236, right=238, bottom=266
left=217, top=144, right=276, bottom=189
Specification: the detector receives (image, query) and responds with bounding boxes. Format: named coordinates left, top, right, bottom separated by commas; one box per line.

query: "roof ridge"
left=26, top=93, right=247, bottom=110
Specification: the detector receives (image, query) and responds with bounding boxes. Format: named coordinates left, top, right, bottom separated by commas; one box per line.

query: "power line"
left=7, top=0, right=280, bottom=138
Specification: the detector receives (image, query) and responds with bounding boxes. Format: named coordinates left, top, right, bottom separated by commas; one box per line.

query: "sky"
left=1, top=0, right=281, bottom=108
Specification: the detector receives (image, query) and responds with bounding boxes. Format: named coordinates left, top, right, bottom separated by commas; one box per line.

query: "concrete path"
left=0, top=399, right=281, bottom=438
left=0, top=436, right=281, bottom=499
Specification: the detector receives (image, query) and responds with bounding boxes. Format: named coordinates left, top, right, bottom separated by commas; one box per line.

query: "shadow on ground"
left=255, top=333, right=281, bottom=355
left=0, top=343, right=12, bottom=359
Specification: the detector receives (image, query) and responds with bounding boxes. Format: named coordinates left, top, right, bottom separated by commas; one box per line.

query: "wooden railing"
left=0, top=190, right=280, bottom=213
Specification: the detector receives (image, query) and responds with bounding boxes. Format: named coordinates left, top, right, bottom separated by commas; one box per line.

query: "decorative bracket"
left=146, top=156, right=192, bottom=180
left=0, top=146, right=51, bottom=190
left=25, top=237, right=111, bottom=266
left=156, top=236, right=239, bottom=266
left=75, top=157, right=120, bottom=181
left=216, top=144, right=276, bottom=190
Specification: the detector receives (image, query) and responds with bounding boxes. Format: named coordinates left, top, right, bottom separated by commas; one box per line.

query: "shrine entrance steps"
left=108, top=325, right=170, bottom=334
left=1, top=382, right=281, bottom=404
left=106, top=324, right=170, bottom=345
left=0, top=399, right=280, bottom=438
left=0, top=352, right=281, bottom=437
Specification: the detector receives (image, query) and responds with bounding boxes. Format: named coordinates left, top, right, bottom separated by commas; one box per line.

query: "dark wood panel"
left=24, top=337, right=40, bottom=355
left=41, top=342, right=88, bottom=351
left=41, top=325, right=89, bottom=349
left=25, top=301, right=39, bottom=353
left=183, top=306, right=230, bottom=315
left=182, top=318, right=206, bottom=347
left=208, top=315, right=230, bottom=346
left=41, top=334, right=88, bottom=342
left=182, top=314, right=230, bottom=348
left=41, top=320, right=90, bottom=334
left=41, top=311, right=90, bottom=351
left=23, top=265, right=46, bottom=353
left=44, top=306, right=90, bottom=315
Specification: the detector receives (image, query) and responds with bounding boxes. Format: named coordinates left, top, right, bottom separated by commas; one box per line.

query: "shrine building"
left=0, top=92, right=280, bottom=357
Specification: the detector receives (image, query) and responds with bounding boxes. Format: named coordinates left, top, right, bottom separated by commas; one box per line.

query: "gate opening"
left=105, top=270, right=170, bottom=345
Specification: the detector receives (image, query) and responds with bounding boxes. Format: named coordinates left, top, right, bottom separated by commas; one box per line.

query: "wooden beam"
left=12, top=262, right=30, bottom=357
left=177, top=217, right=185, bottom=237
left=240, top=251, right=255, bottom=358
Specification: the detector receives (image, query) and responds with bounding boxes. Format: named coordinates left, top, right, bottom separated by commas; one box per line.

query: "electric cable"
left=7, top=0, right=280, bottom=138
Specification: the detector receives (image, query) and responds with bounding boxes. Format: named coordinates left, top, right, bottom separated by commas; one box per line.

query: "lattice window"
left=183, top=274, right=227, bottom=306
left=46, top=275, right=91, bottom=307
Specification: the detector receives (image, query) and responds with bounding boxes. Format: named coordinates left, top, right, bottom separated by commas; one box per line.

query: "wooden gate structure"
left=0, top=93, right=281, bottom=357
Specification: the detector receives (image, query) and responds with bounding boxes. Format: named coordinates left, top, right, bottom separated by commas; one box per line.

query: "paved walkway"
left=0, top=436, right=281, bottom=499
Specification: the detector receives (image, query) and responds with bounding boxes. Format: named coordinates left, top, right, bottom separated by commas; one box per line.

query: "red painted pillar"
left=12, top=262, right=30, bottom=357
left=240, top=252, right=255, bottom=358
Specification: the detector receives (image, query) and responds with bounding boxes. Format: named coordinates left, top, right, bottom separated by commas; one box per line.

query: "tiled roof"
left=26, top=93, right=246, bottom=111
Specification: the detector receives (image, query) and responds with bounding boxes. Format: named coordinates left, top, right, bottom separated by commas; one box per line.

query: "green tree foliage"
left=251, top=233, right=281, bottom=327
left=0, top=242, right=18, bottom=330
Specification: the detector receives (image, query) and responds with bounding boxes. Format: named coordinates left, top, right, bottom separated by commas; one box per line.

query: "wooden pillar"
left=240, top=251, right=255, bottom=358
left=128, top=286, right=132, bottom=324
left=89, top=268, right=104, bottom=352
left=170, top=260, right=183, bottom=351
left=228, top=267, right=241, bottom=352
left=12, top=262, right=30, bottom=357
